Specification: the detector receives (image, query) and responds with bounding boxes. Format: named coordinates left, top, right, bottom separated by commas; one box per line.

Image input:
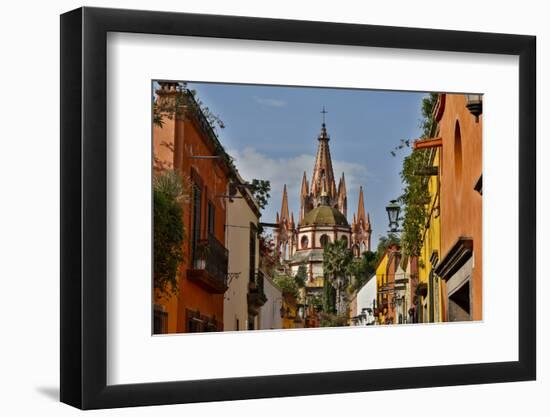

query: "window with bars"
left=207, top=200, right=215, bottom=236
left=191, top=171, right=203, bottom=264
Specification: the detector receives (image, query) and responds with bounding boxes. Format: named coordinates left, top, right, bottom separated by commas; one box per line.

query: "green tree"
left=248, top=179, right=271, bottom=212
left=294, top=263, right=307, bottom=288
left=273, top=274, right=299, bottom=298
left=323, top=239, right=354, bottom=279
left=259, top=231, right=276, bottom=273
left=376, top=233, right=401, bottom=260
left=419, top=93, right=439, bottom=138
left=308, top=293, right=323, bottom=311
left=348, top=250, right=378, bottom=291
left=323, top=239, right=354, bottom=315
left=322, top=276, right=336, bottom=314
left=153, top=170, right=188, bottom=297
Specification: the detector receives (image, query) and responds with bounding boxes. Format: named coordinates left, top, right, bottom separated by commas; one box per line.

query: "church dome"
left=301, top=206, right=349, bottom=227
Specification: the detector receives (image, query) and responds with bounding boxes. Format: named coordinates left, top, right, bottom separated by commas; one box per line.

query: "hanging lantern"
left=465, top=94, right=483, bottom=122
left=386, top=200, right=401, bottom=232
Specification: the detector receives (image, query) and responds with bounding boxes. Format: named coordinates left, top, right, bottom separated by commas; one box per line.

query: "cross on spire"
left=321, top=106, right=328, bottom=125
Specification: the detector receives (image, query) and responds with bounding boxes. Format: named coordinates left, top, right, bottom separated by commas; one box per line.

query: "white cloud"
left=228, top=147, right=372, bottom=223
left=253, top=96, right=287, bottom=108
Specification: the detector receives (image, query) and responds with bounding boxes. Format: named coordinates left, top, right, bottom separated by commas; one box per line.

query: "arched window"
left=352, top=244, right=360, bottom=257
left=360, top=242, right=366, bottom=253
left=454, top=120, right=463, bottom=186
left=340, top=235, right=348, bottom=247
left=320, top=234, right=330, bottom=248
left=301, top=235, right=309, bottom=249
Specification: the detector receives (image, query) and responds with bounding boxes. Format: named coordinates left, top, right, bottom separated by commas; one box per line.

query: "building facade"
left=224, top=173, right=264, bottom=331
left=411, top=141, right=444, bottom=324
left=351, top=274, right=377, bottom=325
left=280, top=291, right=300, bottom=329
left=375, top=248, right=389, bottom=324
left=153, top=82, right=233, bottom=333
left=258, top=274, right=284, bottom=330
left=376, top=244, right=404, bottom=325
left=433, top=93, right=483, bottom=321
left=411, top=94, right=482, bottom=323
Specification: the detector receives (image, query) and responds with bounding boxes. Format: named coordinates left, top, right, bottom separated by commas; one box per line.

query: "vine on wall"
left=394, top=93, right=438, bottom=257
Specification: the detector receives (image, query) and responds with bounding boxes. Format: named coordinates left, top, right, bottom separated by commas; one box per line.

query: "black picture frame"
left=60, top=6, right=536, bottom=410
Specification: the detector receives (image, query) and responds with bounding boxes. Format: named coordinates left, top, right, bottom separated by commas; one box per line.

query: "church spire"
left=352, top=186, right=372, bottom=252
left=357, top=186, right=366, bottom=224
left=338, top=173, right=347, bottom=195
left=280, top=184, right=290, bottom=223
left=337, top=173, right=347, bottom=219
left=310, top=112, right=336, bottom=206
left=300, top=172, right=310, bottom=222
left=300, top=171, right=309, bottom=197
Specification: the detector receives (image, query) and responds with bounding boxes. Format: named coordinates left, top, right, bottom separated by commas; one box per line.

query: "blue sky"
left=185, top=82, right=426, bottom=248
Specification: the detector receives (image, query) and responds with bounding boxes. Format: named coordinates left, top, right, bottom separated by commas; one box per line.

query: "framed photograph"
left=60, top=6, right=536, bottom=409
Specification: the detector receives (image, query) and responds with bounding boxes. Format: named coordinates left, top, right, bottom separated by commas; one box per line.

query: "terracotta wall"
left=438, top=94, right=483, bottom=320
left=153, top=88, right=230, bottom=333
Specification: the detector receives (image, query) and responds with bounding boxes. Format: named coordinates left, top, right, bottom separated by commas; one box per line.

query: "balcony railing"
left=248, top=270, right=268, bottom=315
left=188, top=233, right=229, bottom=294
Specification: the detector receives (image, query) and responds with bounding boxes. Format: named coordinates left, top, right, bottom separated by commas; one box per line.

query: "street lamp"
left=386, top=200, right=401, bottom=232
left=298, top=298, right=310, bottom=325
left=465, top=94, right=483, bottom=122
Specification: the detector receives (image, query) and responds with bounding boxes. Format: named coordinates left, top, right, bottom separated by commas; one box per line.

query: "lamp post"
left=386, top=200, right=401, bottom=233
left=298, top=295, right=309, bottom=327
left=465, top=94, right=483, bottom=122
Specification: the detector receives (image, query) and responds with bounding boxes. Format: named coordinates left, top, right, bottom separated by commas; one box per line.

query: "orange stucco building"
left=153, top=82, right=233, bottom=333
left=432, top=94, right=483, bottom=321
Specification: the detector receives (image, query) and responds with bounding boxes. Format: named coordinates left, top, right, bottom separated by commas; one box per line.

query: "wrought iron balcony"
left=188, top=233, right=229, bottom=294
left=247, top=270, right=268, bottom=315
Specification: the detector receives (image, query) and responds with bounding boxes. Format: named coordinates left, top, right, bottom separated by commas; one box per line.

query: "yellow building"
left=413, top=141, right=444, bottom=323
left=375, top=248, right=390, bottom=324
left=376, top=244, right=410, bottom=325
left=281, top=291, right=299, bottom=329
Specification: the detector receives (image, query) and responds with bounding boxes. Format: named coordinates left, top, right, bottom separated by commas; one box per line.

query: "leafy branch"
left=153, top=170, right=189, bottom=298
left=395, top=93, right=438, bottom=257
left=248, top=179, right=271, bottom=212
left=273, top=274, right=300, bottom=298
